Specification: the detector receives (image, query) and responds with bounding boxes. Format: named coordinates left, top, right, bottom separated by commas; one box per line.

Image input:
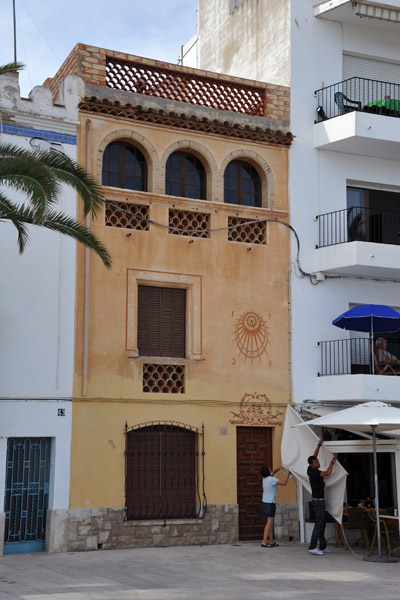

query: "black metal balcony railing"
left=317, top=206, right=400, bottom=248
left=315, top=77, right=400, bottom=122
left=319, top=337, right=400, bottom=376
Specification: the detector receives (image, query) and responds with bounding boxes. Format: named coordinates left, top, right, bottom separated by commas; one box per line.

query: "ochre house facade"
left=45, top=44, right=297, bottom=551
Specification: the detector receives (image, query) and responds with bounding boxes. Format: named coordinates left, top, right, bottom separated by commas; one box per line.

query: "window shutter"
left=138, top=286, right=186, bottom=357
left=126, top=425, right=196, bottom=520
left=137, top=286, right=151, bottom=356
left=343, top=54, right=400, bottom=85
left=171, top=288, right=186, bottom=357
left=149, top=287, right=162, bottom=356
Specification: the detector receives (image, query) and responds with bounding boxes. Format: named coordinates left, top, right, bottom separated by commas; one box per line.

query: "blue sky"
left=0, top=0, right=198, bottom=97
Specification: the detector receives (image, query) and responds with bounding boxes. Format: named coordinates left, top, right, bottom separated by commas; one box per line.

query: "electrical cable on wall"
left=106, top=200, right=318, bottom=283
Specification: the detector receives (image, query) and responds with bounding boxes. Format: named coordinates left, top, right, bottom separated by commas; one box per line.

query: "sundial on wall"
left=233, top=310, right=270, bottom=363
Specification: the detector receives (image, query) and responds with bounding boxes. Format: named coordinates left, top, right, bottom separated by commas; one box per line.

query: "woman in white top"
left=260, top=465, right=291, bottom=548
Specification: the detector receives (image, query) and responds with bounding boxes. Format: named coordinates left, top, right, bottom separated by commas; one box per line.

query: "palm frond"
left=37, top=209, right=112, bottom=268
left=0, top=155, right=58, bottom=219
left=0, top=194, right=111, bottom=268
left=0, top=193, right=29, bottom=253
left=0, top=62, right=24, bottom=76
left=0, top=142, right=111, bottom=267
left=34, top=149, right=105, bottom=217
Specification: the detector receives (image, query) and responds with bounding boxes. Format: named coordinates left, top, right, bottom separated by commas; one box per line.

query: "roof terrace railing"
left=315, top=77, right=400, bottom=122
left=106, top=56, right=266, bottom=116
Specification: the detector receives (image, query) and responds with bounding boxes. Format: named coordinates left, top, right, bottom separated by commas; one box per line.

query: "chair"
left=334, top=91, right=362, bottom=114
left=368, top=510, right=397, bottom=555
left=342, top=508, right=369, bottom=550
left=374, top=346, right=397, bottom=376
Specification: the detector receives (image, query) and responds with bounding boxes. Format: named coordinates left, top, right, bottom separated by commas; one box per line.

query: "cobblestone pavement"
left=1, top=542, right=400, bottom=599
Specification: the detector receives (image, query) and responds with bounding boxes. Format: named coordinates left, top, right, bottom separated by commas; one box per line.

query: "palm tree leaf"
left=0, top=195, right=111, bottom=268
left=30, top=149, right=105, bottom=217
left=37, top=209, right=112, bottom=268
left=0, top=62, right=24, bottom=76
left=0, top=142, right=111, bottom=267
left=0, top=193, right=30, bottom=253
left=0, top=143, right=58, bottom=218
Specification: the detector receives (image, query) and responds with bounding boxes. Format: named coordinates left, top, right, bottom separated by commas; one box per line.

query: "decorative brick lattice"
left=143, top=364, right=185, bottom=393
left=105, top=201, right=149, bottom=230
left=228, top=217, right=266, bottom=245
left=168, top=210, right=210, bottom=238
left=106, top=58, right=265, bottom=116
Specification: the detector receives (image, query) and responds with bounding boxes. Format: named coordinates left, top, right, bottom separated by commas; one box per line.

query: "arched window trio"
left=102, top=141, right=264, bottom=208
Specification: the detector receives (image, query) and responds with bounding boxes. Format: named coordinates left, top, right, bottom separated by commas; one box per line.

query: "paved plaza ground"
left=1, top=541, right=400, bottom=599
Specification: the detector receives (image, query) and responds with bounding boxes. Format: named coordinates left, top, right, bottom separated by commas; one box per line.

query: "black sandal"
left=261, top=543, right=268, bottom=547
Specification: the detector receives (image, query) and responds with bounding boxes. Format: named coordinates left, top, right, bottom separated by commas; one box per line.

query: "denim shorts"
left=262, top=502, right=276, bottom=517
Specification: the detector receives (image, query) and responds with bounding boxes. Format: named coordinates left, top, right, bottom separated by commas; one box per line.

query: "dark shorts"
left=262, top=502, right=276, bottom=517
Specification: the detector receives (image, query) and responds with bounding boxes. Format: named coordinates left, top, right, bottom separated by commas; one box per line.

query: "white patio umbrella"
left=294, top=401, right=400, bottom=563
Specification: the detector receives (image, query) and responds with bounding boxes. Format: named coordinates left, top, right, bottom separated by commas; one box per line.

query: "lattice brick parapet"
left=143, top=364, right=185, bottom=393
left=105, top=201, right=149, bottom=230
left=227, top=216, right=266, bottom=245
left=168, top=209, right=210, bottom=238
left=45, top=44, right=290, bottom=124
left=106, top=58, right=265, bottom=116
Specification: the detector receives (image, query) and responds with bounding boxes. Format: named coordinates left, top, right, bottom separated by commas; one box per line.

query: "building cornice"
left=78, top=96, right=293, bottom=147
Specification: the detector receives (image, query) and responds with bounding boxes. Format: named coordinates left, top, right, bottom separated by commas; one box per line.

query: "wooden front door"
left=236, top=427, right=272, bottom=540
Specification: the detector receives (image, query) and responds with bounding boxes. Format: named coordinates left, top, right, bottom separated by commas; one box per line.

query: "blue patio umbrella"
left=332, top=304, right=400, bottom=374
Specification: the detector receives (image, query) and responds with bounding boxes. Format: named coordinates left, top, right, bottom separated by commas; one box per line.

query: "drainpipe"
left=82, top=118, right=92, bottom=397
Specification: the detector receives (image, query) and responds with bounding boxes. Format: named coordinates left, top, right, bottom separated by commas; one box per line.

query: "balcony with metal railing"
left=316, top=337, right=400, bottom=404
left=314, top=78, right=400, bottom=160
left=315, top=206, right=400, bottom=278
left=317, top=206, right=400, bottom=248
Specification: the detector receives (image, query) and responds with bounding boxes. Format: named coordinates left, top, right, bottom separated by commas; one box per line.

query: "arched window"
left=102, top=141, right=147, bottom=191
left=224, top=160, right=261, bottom=207
left=165, top=151, right=206, bottom=200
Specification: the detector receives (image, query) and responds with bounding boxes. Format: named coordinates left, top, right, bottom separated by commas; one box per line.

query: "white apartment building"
left=0, top=72, right=83, bottom=554
left=190, top=0, right=400, bottom=542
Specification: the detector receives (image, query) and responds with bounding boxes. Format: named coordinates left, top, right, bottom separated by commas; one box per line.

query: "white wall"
left=198, top=0, right=290, bottom=85
left=0, top=75, right=82, bottom=398
left=290, top=1, right=400, bottom=404
left=0, top=73, right=82, bottom=552
left=0, top=401, right=72, bottom=510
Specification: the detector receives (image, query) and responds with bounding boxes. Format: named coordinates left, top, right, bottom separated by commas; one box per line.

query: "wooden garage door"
left=236, top=427, right=272, bottom=540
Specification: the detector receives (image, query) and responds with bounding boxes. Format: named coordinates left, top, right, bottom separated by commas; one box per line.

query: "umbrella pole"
left=371, top=318, right=375, bottom=375
left=372, top=425, right=382, bottom=557
left=363, top=425, right=397, bottom=563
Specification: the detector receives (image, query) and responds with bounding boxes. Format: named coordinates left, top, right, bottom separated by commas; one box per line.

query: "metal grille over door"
left=125, top=422, right=206, bottom=520
left=236, top=427, right=272, bottom=540
left=4, top=437, right=51, bottom=554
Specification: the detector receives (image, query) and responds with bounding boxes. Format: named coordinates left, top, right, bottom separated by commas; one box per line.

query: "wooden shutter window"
left=138, top=286, right=186, bottom=358
left=125, top=425, right=197, bottom=520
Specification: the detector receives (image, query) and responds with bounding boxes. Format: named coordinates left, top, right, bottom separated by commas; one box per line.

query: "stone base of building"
left=58, top=504, right=239, bottom=552
left=274, top=503, right=299, bottom=541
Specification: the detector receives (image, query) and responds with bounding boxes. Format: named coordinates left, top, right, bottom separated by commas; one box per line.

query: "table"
left=363, top=98, right=400, bottom=117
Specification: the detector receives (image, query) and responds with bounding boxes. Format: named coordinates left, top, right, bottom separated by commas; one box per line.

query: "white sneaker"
left=308, top=548, right=324, bottom=555
left=321, top=548, right=332, bottom=553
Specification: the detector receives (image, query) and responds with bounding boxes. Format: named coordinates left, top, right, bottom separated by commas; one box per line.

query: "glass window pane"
left=110, top=173, right=119, bottom=187
left=171, top=182, right=181, bottom=196
left=170, top=154, right=181, bottom=168
left=125, top=161, right=135, bottom=176
left=110, top=158, right=120, bottom=173
left=125, top=176, right=134, bottom=189
left=225, top=190, right=237, bottom=205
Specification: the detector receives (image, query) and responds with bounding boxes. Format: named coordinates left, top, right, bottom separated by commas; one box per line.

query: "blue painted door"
left=4, top=437, right=51, bottom=554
